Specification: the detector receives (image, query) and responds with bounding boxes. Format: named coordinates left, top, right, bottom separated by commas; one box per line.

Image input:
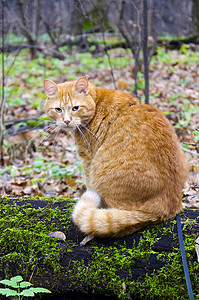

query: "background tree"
left=0, top=0, right=6, bottom=165
left=6, top=0, right=41, bottom=59
left=193, top=0, right=199, bottom=33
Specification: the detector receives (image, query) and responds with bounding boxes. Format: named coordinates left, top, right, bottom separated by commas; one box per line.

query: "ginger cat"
left=44, top=76, right=188, bottom=241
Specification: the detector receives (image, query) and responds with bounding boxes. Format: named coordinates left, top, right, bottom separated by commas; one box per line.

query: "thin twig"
left=143, top=0, right=149, bottom=104
left=183, top=148, right=199, bottom=157
left=5, top=46, right=22, bottom=79
left=131, top=0, right=142, bottom=97
left=184, top=142, right=199, bottom=146
left=118, top=0, right=142, bottom=96
left=77, top=0, right=116, bottom=88
left=118, top=0, right=134, bottom=52
left=98, top=10, right=117, bottom=88
left=29, top=258, right=39, bottom=283
left=0, top=0, right=6, bottom=165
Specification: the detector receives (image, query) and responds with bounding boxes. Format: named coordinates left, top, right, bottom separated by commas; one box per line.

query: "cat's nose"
left=64, top=120, right=71, bottom=126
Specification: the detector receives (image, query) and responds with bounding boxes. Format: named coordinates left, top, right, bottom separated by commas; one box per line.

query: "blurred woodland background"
left=0, top=0, right=199, bottom=206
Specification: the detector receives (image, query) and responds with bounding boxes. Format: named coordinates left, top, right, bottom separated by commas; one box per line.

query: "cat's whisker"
left=28, top=121, right=45, bottom=132
left=32, top=121, right=56, bottom=134
left=27, top=120, right=48, bottom=130
left=80, top=117, right=90, bottom=123
left=35, top=124, right=57, bottom=144
left=77, top=125, right=91, bottom=149
left=80, top=124, right=92, bottom=145
left=77, top=126, right=90, bottom=148
left=37, top=124, right=58, bottom=147
left=41, top=124, right=59, bottom=143
left=41, top=122, right=57, bottom=133
left=29, top=122, right=56, bottom=145
left=80, top=124, right=101, bottom=147
left=52, top=125, right=61, bottom=145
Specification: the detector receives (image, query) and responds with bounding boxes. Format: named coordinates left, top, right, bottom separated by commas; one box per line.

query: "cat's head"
left=44, top=76, right=96, bottom=131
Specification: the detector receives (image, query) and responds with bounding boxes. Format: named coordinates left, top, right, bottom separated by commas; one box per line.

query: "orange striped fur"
left=44, top=76, right=188, bottom=239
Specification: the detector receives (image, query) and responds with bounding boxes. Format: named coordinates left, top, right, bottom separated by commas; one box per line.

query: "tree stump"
left=0, top=196, right=198, bottom=299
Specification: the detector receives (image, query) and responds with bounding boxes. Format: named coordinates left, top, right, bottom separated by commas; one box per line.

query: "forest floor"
left=0, top=46, right=199, bottom=208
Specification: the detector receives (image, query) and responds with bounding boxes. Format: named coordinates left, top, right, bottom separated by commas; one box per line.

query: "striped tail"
left=72, top=190, right=157, bottom=238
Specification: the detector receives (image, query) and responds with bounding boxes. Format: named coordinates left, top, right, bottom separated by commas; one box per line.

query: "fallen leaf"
left=23, top=186, right=33, bottom=194
left=64, top=178, right=77, bottom=186
left=117, top=79, right=127, bottom=90
left=48, top=231, right=66, bottom=240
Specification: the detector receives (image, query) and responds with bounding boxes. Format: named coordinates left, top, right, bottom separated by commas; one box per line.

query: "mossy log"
left=0, top=196, right=198, bottom=300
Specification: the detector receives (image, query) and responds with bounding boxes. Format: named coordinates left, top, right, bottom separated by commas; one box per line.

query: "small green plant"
left=194, top=129, right=199, bottom=143
left=0, top=275, right=51, bottom=299
left=175, top=99, right=199, bottom=129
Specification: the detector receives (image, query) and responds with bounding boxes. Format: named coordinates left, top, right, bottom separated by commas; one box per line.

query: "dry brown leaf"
left=23, top=186, right=34, bottom=194
left=117, top=79, right=127, bottom=90
left=48, top=231, right=66, bottom=240
left=189, top=165, right=199, bottom=173
left=63, top=178, right=77, bottom=186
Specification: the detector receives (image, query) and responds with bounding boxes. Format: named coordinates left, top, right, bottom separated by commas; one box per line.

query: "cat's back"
left=104, top=102, right=183, bottom=163
left=95, top=87, right=168, bottom=130
left=123, top=103, right=173, bottom=132
left=95, top=89, right=175, bottom=141
left=95, top=86, right=139, bottom=108
left=92, top=88, right=182, bottom=164
left=92, top=99, right=187, bottom=182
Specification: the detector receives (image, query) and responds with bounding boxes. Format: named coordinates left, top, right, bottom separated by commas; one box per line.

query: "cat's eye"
left=55, top=108, right=62, bottom=113
left=72, top=106, right=79, bottom=112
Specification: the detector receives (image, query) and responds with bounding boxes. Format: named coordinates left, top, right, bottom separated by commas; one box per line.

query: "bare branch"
left=76, top=0, right=117, bottom=87
left=143, top=0, right=149, bottom=104
left=32, top=0, right=40, bottom=41
left=118, top=0, right=134, bottom=52
left=0, top=0, right=6, bottom=165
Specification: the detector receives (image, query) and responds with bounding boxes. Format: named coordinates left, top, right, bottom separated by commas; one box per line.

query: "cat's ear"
left=75, top=76, right=89, bottom=94
left=44, top=79, right=58, bottom=97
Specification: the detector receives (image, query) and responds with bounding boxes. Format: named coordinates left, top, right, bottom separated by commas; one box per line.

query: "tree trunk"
left=31, top=0, right=40, bottom=59
left=0, top=0, right=6, bottom=166
left=16, top=0, right=40, bottom=59
left=0, top=196, right=198, bottom=299
left=193, top=0, right=199, bottom=33
left=143, top=0, right=149, bottom=104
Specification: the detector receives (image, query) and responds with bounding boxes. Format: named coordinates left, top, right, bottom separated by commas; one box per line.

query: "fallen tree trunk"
left=0, top=196, right=198, bottom=299
left=0, top=44, right=66, bottom=60
left=161, top=34, right=199, bottom=50
left=1, top=34, right=199, bottom=58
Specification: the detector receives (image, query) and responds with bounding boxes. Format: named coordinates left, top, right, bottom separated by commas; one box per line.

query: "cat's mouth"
left=58, top=120, right=79, bottom=131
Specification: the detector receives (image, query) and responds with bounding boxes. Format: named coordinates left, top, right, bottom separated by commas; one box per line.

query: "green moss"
left=66, top=220, right=198, bottom=299
left=0, top=197, right=198, bottom=299
left=0, top=196, right=78, bottom=286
